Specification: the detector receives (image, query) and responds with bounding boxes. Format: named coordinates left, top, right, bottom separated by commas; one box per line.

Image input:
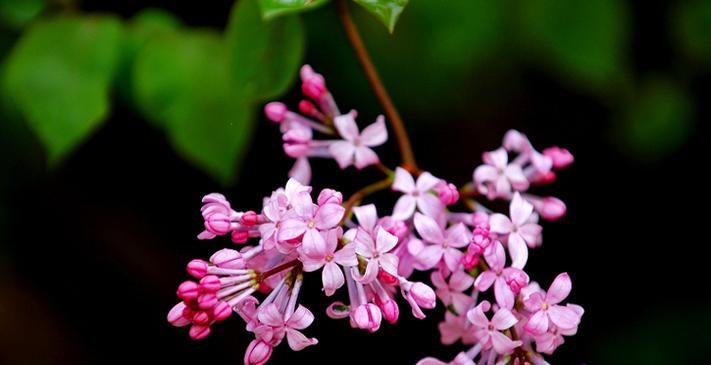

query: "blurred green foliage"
left=2, top=15, right=123, bottom=163
left=0, top=0, right=704, bottom=182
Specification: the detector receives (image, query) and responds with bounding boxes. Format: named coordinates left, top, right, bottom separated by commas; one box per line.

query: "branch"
left=336, top=0, right=418, bottom=172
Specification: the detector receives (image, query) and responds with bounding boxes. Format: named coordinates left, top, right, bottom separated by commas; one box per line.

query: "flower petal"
left=391, top=195, right=416, bottom=221
left=510, top=192, right=534, bottom=226
left=354, top=260, right=378, bottom=283
left=328, top=141, right=355, bottom=169
left=314, top=203, right=345, bottom=230
left=322, top=262, right=344, bottom=296
left=416, top=245, right=444, bottom=269
left=359, top=115, right=387, bottom=146
left=302, top=228, right=327, bottom=256
left=257, top=303, right=284, bottom=327
left=414, top=213, right=445, bottom=244
left=354, top=146, right=379, bottom=169
left=287, top=305, right=314, bottom=329
left=277, top=219, right=307, bottom=241
left=490, top=330, right=520, bottom=354
left=379, top=253, right=399, bottom=276
left=353, top=204, right=378, bottom=232
left=445, top=223, right=471, bottom=248
left=354, top=228, right=376, bottom=257
left=491, top=308, right=518, bottom=330
left=286, top=328, right=318, bottom=351
left=333, top=243, right=358, bottom=266
left=547, top=304, right=581, bottom=329
left=443, top=248, right=464, bottom=272
left=489, top=214, right=513, bottom=235
left=494, top=277, right=515, bottom=309
left=546, top=272, right=572, bottom=305
left=524, top=309, right=549, bottom=335
left=376, top=227, right=399, bottom=253
left=416, top=172, right=441, bottom=192
left=333, top=112, right=359, bottom=141
left=392, top=167, right=415, bottom=193
left=474, top=270, right=497, bottom=292
left=507, top=233, right=529, bottom=269
left=449, top=271, right=475, bottom=292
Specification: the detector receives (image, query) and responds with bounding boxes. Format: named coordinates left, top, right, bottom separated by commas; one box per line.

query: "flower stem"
left=339, top=176, right=394, bottom=225
left=336, top=0, right=418, bottom=172
left=258, top=259, right=302, bottom=282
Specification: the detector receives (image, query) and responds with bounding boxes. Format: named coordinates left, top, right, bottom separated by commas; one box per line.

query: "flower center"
left=307, top=219, right=316, bottom=229
left=325, top=254, right=334, bottom=262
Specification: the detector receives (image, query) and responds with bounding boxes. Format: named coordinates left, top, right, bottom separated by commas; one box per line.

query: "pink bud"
left=383, top=218, right=409, bottom=241
left=244, top=339, right=273, bottom=365
left=380, top=300, right=399, bottom=324
left=210, top=248, right=245, bottom=269
left=177, top=281, right=199, bottom=301
left=434, top=181, right=459, bottom=206
left=317, top=188, right=343, bottom=205
left=212, top=301, right=232, bottom=322
left=192, top=311, right=211, bottom=326
left=199, top=275, right=221, bottom=293
left=543, top=146, right=574, bottom=169
left=231, top=230, right=250, bottom=244
left=504, top=270, right=529, bottom=294
left=462, top=250, right=480, bottom=271
left=531, top=170, right=556, bottom=185
left=204, top=212, right=232, bottom=236
left=540, top=197, right=567, bottom=221
left=410, top=282, right=436, bottom=309
left=283, top=143, right=309, bottom=158
left=298, top=100, right=318, bottom=116
left=300, top=65, right=326, bottom=100
left=240, top=211, right=259, bottom=226
left=182, top=305, right=196, bottom=320
left=187, top=259, right=208, bottom=278
left=197, top=293, right=218, bottom=310
left=377, top=269, right=398, bottom=286
left=167, top=302, right=191, bottom=327
left=503, top=129, right=529, bottom=151
left=352, top=303, right=382, bottom=332
left=188, top=324, right=211, bottom=340
left=264, top=102, right=287, bottom=123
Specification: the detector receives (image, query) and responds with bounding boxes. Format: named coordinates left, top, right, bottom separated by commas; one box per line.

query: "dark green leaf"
left=257, top=0, right=328, bottom=20
left=2, top=15, right=123, bottom=163
left=226, top=0, right=304, bottom=101
left=618, top=78, right=694, bottom=161
left=353, top=0, right=409, bottom=33
left=674, top=0, right=711, bottom=65
left=518, top=0, right=629, bottom=87
left=0, top=0, right=44, bottom=29
left=133, top=30, right=255, bottom=184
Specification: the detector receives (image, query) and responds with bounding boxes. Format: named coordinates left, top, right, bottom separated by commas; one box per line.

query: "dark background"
left=1, top=1, right=708, bottom=364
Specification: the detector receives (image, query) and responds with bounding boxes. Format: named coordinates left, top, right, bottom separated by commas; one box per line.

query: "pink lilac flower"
left=277, top=184, right=345, bottom=255
left=489, top=192, right=542, bottom=269
left=542, top=146, right=574, bottom=169
left=474, top=241, right=529, bottom=309
left=523, top=273, right=582, bottom=335
left=431, top=270, right=475, bottom=314
left=299, top=228, right=357, bottom=296
left=467, top=301, right=522, bottom=354
left=353, top=226, right=400, bottom=283
left=256, top=303, right=318, bottom=351
left=473, top=147, right=529, bottom=200
left=391, top=167, right=443, bottom=220
left=438, top=311, right=477, bottom=345
left=532, top=303, right=584, bottom=354
left=523, top=194, right=567, bottom=222
left=414, top=213, right=470, bottom=272
left=329, top=112, right=388, bottom=169
left=399, top=277, right=437, bottom=319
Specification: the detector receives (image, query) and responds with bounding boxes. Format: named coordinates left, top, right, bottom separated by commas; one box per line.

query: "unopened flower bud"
left=264, top=102, right=287, bottom=123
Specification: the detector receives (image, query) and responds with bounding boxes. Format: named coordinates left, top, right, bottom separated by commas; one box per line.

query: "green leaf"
left=2, top=15, right=123, bottom=163
left=118, top=8, right=181, bottom=108
left=0, top=0, right=44, bottom=29
left=618, top=78, right=694, bottom=162
left=517, top=0, right=629, bottom=87
left=353, top=0, right=409, bottom=33
left=226, top=0, right=304, bottom=101
left=674, top=0, right=711, bottom=65
left=133, top=30, right=255, bottom=184
left=257, top=0, right=329, bottom=20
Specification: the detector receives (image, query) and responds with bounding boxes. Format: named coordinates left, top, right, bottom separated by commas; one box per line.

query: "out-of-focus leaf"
left=118, top=8, right=181, bottom=107
left=2, top=16, right=123, bottom=163
left=518, top=0, right=628, bottom=87
left=133, top=30, right=254, bottom=184
left=257, top=0, right=328, bottom=20
left=618, top=78, right=693, bottom=161
left=0, top=0, right=44, bottom=29
left=674, top=0, right=711, bottom=65
left=353, top=0, right=409, bottom=33
left=226, top=0, right=304, bottom=101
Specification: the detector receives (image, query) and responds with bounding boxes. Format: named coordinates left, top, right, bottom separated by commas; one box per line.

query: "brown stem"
left=336, top=0, right=418, bottom=172
left=258, top=259, right=301, bottom=282
left=339, top=176, right=394, bottom=225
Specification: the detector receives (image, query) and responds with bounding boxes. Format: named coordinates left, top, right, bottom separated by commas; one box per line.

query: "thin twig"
left=336, top=0, right=418, bottom=172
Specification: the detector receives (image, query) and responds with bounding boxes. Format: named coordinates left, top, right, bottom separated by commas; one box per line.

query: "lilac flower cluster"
left=167, top=66, right=582, bottom=365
